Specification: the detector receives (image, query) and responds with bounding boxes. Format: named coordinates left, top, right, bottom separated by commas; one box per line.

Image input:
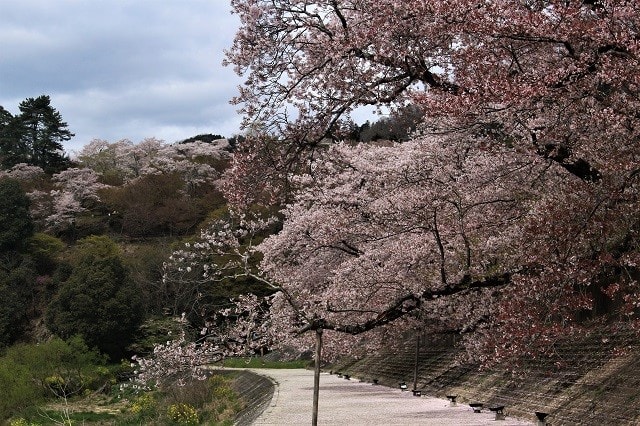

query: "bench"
left=399, top=382, right=408, bottom=391
left=412, top=389, right=422, bottom=397
left=469, top=403, right=483, bottom=413
left=446, top=395, right=457, bottom=406
left=489, top=405, right=506, bottom=421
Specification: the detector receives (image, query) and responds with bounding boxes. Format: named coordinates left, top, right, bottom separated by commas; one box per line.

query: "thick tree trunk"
left=312, top=328, right=322, bottom=426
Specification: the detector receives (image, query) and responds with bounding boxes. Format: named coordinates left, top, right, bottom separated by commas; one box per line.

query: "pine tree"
left=0, top=96, right=74, bottom=173
left=16, top=95, right=73, bottom=173
left=0, top=106, right=27, bottom=169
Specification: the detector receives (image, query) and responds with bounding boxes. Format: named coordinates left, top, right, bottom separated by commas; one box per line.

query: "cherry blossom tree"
left=144, top=135, right=638, bottom=422
left=0, top=163, right=46, bottom=182
left=142, top=140, right=231, bottom=195
left=144, top=136, right=530, bottom=421
left=140, top=2, right=640, bottom=423
left=77, top=137, right=231, bottom=191
left=150, top=134, right=637, bottom=424
left=225, top=0, right=639, bottom=195
left=222, top=0, right=640, bottom=339
left=29, top=168, right=108, bottom=234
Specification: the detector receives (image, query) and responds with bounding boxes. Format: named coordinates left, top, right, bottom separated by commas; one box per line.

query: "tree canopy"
left=0, top=95, right=73, bottom=173
left=225, top=0, right=639, bottom=199
left=46, top=236, right=144, bottom=360
left=186, top=0, right=640, bottom=364
left=0, top=178, right=33, bottom=252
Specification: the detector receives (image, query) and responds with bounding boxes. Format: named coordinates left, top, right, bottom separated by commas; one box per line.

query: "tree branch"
left=319, top=273, right=511, bottom=335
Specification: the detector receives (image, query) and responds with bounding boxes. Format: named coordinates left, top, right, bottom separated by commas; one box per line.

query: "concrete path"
left=243, top=369, right=533, bottom=425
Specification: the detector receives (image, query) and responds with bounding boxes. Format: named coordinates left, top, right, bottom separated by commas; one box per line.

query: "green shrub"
left=0, top=358, right=42, bottom=421
left=167, top=403, right=199, bottom=425
left=129, top=392, right=157, bottom=419
left=0, top=337, right=110, bottom=421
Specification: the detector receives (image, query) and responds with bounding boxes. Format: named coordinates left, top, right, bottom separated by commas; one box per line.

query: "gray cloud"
left=0, top=0, right=243, bottom=153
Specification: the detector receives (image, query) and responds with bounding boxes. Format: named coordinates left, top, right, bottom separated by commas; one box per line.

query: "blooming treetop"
left=0, top=163, right=46, bottom=181
left=225, top=0, right=639, bottom=200
left=77, top=137, right=231, bottom=188
left=135, top=0, right=640, bottom=379
left=160, top=130, right=637, bottom=363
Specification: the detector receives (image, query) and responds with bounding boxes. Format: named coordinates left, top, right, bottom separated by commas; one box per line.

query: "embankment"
left=330, top=328, right=640, bottom=425
left=216, top=369, right=275, bottom=426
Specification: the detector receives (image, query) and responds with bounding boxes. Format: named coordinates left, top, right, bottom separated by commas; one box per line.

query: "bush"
left=127, top=391, right=159, bottom=424
left=123, top=374, right=242, bottom=425
left=167, top=403, right=199, bottom=425
left=0, top=357, right=42, bottom=421
left=0, top=337, right=109, bottom=421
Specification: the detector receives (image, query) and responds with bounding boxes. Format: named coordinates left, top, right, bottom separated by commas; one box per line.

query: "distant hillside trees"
left=77, top=138, right=231, bottom=238
left=0, top=129, right=256, bottom=357
left=76, top=137, right=232, bottom=185
left=180, top=133, right=225, bottom=144
left=0, top=96, right=73, bottom=173
left=46, top=236, right=144, bottom=360
left=0, top=178, right=33, bottom=251
left=0, top=178, right=45, bottom=349
left=354, top=105, right=424, bottom=143
left=0, top=137, right=232, bottom=240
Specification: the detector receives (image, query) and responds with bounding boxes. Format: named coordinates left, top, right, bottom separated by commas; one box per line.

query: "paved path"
left=243, top=369, right=533, bottom=425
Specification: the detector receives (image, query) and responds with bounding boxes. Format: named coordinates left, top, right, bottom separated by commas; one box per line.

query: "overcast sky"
left=0, top=1, right=244, bottom=154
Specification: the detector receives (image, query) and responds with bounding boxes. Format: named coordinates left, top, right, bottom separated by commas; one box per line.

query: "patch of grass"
left=217, top=357, right=310, bottom=369
left=11, top=408, right=118, bottom=425
left=55, top=409, right=118, bottom=423
left=115, top=374, right=243, bottom=425
left=8, top=370, right=245, bottom=425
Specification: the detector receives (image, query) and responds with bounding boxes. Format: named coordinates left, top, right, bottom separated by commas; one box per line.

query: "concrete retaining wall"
left=216, top=369, right=275, bottom=426
left=331, top=329, right=640, bottom=425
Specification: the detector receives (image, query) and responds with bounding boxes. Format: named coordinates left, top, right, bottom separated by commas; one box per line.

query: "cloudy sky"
left=0, top=1, right=244, bottom=154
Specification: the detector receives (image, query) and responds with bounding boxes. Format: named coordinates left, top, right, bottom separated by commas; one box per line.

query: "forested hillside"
left=0, top=89, right=422, bottom=423
left=1, top=100, right=236, bottom=353
left=0, top=93, right=255, bottom=423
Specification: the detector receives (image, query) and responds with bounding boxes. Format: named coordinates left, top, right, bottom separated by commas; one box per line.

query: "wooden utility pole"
left=312, top=328, right=323, bottom=426
left=413, top=334, right=420, bottom=391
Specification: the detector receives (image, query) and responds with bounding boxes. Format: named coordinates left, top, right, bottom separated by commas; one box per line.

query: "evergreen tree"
left=0, top=106, right=10, bottom=127
left=0, top=96, right=74, bottom=173
left=0, top=106, right=26, bottom=169
left=17, top=95, right=73, bottom=172
left=46, top=236, right=144, bottom=360
left=0, top=178, right=36, bottom=348
left=0, top=178, right=33, bottom=252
